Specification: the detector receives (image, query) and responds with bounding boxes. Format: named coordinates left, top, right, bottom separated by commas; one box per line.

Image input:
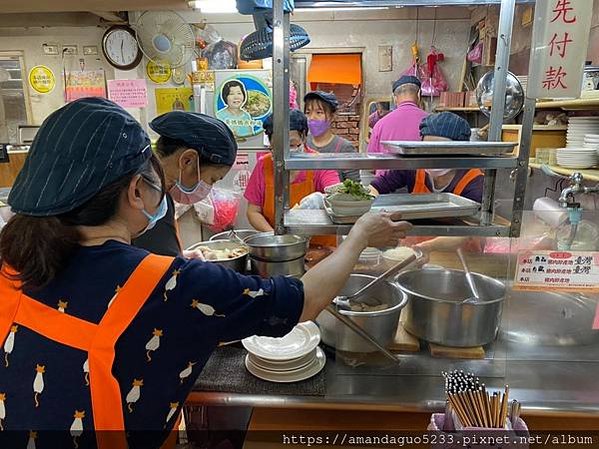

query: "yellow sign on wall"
left=146, top=60, right=172, bottom=84
left=155, top=87, right=193, bottom=115
left=29, top=65, right=56, bottom=94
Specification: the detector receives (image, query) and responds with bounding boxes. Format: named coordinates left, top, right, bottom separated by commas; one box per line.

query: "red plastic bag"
left=421, top=47, right=448, bottom=97
left=208, top=188, right=241, bottom=232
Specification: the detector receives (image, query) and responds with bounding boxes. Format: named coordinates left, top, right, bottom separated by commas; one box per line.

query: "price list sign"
left=528, top=0, right=593, bottom=99
left=514, top=250, right=599, bottom=292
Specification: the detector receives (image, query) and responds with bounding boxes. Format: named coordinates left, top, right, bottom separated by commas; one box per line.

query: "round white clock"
left=102, top=25, right=143, bottom=71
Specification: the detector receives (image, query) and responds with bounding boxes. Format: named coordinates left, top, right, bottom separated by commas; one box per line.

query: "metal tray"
left=324, top=193, right=480, bottom=223
left=381, top=140, right=516, bottom=156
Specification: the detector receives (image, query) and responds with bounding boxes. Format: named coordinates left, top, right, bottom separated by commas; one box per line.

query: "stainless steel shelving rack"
left=271, top=0, right=538, bottom=238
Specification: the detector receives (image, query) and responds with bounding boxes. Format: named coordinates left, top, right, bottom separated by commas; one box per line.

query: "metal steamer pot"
left=316, top=274, right=408, bottom=353
left=396, top=268, right=506, bottom=347
left=244, top=232, right=308, bottom=262
left=185, top=240, right=249, bottom=274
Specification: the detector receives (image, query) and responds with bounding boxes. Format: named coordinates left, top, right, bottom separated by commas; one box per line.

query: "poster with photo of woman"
left=215, top=75, right=271, bottom=140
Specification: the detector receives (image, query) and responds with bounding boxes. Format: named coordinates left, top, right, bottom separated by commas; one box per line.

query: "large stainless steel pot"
left=396, top=268, right=506, bottom=347
left=186, top=240, right=248, bottom=274
left=244, top=232, right=308, bottom=262
left=250, top=257, right=305, bottom=278
left=316, top=274, right=408, bottom=353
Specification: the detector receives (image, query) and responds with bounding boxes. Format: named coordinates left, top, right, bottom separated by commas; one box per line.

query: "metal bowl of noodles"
left=186, top=240, right=249, bottom=274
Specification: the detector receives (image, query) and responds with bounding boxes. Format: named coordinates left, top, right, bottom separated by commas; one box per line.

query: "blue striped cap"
left=9, top=97, right=152, bottom=216
left=420, top=112, right=471, bottom=142
left=150, top=111, right=237, bottom=166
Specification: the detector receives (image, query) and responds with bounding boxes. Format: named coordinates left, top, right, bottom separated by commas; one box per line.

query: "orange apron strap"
left=89, top=254, right=174, bottom=449
left=412, top=170, right=431, bottom=194
left=0, top=274, right=21, bottom=350
left=263, top=155, right=276, bottom=227
left=15, top=296, right=96, bottom=350
left=453, top=169, right=483, bottom=197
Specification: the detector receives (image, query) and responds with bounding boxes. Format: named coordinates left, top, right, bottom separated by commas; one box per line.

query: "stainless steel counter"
left=191, top=293, right=599, bottom=416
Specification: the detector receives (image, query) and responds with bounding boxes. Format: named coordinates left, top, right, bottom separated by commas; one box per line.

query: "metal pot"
left=209, top=229, right=258, bottom=242
left=186, top=240, right=248, bottom=274
left=244, top=232, right=308, bottom=262
left=396, top=268, right=506, bottom=347
left=316, top=274, right=407, bottom=353
left=250, top=256, right=305, bottom=278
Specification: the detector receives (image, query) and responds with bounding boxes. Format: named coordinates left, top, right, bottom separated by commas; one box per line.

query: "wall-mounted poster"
left=65, top=70, right=106, bottom=102
left=215, top=75, right=271, bottom=141
left=155, top=87, right=193, bottom=115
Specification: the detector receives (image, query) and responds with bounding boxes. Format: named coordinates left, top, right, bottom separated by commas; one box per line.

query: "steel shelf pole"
left=273, top=1, right=290, bottom=235
left=481, top=0, right=516, bottom=227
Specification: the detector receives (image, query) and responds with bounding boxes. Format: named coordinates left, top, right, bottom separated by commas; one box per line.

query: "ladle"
left=456, top=248, right=481, bottom=304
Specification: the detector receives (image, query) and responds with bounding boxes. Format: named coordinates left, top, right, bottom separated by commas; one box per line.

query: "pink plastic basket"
left=427, top=413, right=529, bottom=449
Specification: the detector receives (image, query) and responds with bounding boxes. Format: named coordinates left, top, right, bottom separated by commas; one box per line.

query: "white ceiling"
left=1, top=0, right=188, bottom=13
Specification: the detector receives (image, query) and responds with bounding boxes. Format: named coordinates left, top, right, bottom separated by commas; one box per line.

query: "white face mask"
left=425, top=169, right=452, bottom=177
left=290, top=144, right=305, bottom=154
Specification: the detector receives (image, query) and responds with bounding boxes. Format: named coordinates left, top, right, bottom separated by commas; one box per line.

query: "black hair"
left=0, top=153, right=165, bottom=290
left=263, top=110, right=309, bottom=140
left=304, top=97, right=336, bottom=118
left=222, top=80, right=247, bottom=105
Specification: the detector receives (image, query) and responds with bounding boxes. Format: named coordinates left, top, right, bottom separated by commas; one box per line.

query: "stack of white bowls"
left=242, top=321, right=326, bottom=383
left=557, top=148, right=598, bottom=169
left=567, top=117, right=599, bottom=148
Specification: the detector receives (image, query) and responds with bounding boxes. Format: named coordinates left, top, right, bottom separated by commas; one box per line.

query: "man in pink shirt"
left=368, top=76, right=428, bottom=155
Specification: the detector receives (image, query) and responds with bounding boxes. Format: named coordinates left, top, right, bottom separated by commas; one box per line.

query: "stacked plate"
left=584, top=134, right=599, bottom=154
left=567, top=117, right=599, bottom=148
left=556, top=148, right=598, bottom=169
left=242, top=321, right=326, bottom=383
left=516, top=75, right=528, bottom=95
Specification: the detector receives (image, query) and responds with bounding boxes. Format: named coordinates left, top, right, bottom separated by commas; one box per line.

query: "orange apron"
left=263, top=154, right=337, bottom=247
left=412, top=169, right=483, bottom=196
left=0, top=254, right=177, bottom=449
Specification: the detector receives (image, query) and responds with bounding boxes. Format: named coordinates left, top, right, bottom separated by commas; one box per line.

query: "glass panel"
left=0, top=56, right=28, bottom=143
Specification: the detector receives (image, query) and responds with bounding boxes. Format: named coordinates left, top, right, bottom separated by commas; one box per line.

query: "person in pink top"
left=368, top=75, right=428, bottom=155
left=245, top=110, right=340, bottom=233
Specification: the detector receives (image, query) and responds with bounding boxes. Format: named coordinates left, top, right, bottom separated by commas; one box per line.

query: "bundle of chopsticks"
left=442, top=370, right=521, bottom=429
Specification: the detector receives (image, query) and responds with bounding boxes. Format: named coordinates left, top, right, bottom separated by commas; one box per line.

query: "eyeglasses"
left=140, top=174, right=165, bottom=197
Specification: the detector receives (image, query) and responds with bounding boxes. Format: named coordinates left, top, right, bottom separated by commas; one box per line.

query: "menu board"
left=514, top=250, right=599, bottom=292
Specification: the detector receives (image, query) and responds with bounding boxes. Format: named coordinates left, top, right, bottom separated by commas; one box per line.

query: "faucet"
left=558, top=173, right=599, bottom=208
left=557, top=173, right=599, bottom=250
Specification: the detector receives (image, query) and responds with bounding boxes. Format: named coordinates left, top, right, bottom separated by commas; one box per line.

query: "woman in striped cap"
left=0, top=97, right=410, bottom=449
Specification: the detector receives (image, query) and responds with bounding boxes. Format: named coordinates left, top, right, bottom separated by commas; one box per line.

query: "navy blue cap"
left=263, top=110, right=308, bottom=137
left=420, top=112, right=472, bottom=142
left=392, top=75, right=422, bottom=93
left=9, top=97, right=151, bottom=217
left=150, top=111, right=238, bottom=166
left=303, top=91, right=339, bottom=112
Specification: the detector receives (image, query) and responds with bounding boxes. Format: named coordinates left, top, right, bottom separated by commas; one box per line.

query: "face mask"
left=140, top=194, right=168, bottom=234
left=290, top=144, right=305, bottom=154
left=425, top=169, right=452, bottom=177
left=169, top=157, right=212, bottom=205
left=308, top=119, right=330, bottom=137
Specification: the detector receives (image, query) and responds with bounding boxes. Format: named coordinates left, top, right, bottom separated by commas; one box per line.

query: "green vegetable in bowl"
left=336, top=179, right=375, bottom=201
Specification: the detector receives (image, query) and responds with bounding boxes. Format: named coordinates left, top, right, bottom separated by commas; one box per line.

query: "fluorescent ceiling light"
left=188, top=0, right=238, bottom=13
left=295, top=7, right=389, bottom=11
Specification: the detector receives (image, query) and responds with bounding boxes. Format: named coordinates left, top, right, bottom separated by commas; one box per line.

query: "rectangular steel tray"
left=381, top=140, right=516, bottom=156
left=324, top=193, right=481, bottom=224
